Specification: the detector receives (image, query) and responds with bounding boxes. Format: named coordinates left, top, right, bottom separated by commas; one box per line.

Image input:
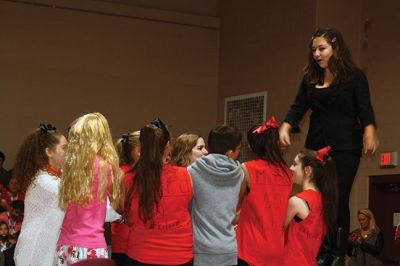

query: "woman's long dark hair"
left=297, top=150, right=338, bottom=232
left=304, top=27, right=357, bottom=85
left=247, top=125, right=290, bottom=178
left=124, top=120, right=169, bottom=226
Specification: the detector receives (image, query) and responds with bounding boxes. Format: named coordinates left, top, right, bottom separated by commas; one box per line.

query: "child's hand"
left=231, top=210, right=241, bottom=228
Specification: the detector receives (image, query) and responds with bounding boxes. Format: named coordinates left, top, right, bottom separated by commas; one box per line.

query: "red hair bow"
left=316, top=146, right=331, bottom=162
left=253, top=116, right=279, bottom=134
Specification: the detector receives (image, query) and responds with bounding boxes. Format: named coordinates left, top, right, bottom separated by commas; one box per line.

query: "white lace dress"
left=14, top=170, right=65, bottom=266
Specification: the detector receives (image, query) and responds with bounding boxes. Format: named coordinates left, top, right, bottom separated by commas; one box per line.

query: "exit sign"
left=380, top=152, right=398, bottom=167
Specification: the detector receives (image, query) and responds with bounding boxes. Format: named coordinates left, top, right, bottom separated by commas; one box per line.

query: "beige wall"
left=218, top=0, right=400, bottom=230
left=0, top=0, right=219, bottom=168
left=1, top=0, right=399, bottom=230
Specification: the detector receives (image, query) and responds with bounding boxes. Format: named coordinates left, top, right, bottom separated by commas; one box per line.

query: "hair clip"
left=39, top=123, right=56, bottom=134
left=150, top=118, right=170, bottom=137
left=316, top=146, right=331, bottom=162
left=253, top=116, right=279, bottom=134
left=121, top=133, right=130, bottom=143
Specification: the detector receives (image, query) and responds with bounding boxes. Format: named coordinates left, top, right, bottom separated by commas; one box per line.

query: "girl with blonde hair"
left=55, top=112, right=122, bottom=265
left=171, top=133, right=208, bottom=167
left=111, top=131, right=140, bottom=265
left=347, top=208, right=383, bottom=265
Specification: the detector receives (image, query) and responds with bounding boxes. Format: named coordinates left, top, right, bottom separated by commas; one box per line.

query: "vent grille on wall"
left=224, top=91, right=267, bottom=162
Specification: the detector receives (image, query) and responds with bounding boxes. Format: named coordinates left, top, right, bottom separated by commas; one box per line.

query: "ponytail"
left=124, top=121, right=169, bottom=226
left=316, top=156, right=337, bottom=232
left=115, top=131, right=140, bottom=166
left=247, top=125, right=290, bottom=178
left=298, top=150, right=338, bottom=232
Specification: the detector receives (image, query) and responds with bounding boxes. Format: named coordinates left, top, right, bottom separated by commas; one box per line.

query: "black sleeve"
left=354, top=69, right=377, bottom=129
left=346, top=241, right=356, bottom=257
left=347, top=230, right=358, bottom=257
left=283, top=77, right=310, bottom=133
left=359, top=230, right=384, bottom=255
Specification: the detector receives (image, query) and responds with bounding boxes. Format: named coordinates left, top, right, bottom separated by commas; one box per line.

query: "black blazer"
left=284, top=68, right=376, bottom=151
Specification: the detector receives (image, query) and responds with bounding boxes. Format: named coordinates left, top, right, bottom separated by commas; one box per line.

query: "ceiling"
left=95, top=0, right=219, bottom=17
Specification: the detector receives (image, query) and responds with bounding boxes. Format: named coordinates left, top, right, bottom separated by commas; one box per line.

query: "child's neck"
left=302, top=180, right=318, bottom=191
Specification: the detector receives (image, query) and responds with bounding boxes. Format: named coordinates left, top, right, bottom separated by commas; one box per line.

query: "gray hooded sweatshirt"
left=188, top=153, right=244, bottom=266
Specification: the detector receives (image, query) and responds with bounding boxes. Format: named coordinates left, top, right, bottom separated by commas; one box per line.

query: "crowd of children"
left=0, top=112, right=387, bottom=266
left=0, top=114, right=335, bottom=266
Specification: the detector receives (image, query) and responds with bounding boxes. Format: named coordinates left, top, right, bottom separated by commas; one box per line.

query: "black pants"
left=236, top=258, right=250, bottom=266
left=330, top=150, right=361, bottom=238
left=318, top=150, right=361, bottom=264
left=125, top=257, right=193, bottom=266
left=112, top=252, right=128, bottom=266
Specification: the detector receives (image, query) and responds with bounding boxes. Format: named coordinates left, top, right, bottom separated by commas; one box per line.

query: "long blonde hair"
left=59, top=112, right=122, bottom=210
left=358, top=208, right=379, bottom=231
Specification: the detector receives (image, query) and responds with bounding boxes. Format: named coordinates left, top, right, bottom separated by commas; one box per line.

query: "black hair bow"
left=39, top=123, right=56, bottom=134
left=121, top=133, right=130, bottom=143
left=150, top=118, right=170, bottom=136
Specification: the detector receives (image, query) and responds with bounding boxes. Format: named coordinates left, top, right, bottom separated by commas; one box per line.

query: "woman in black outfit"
left=279, top=28, right=379, bottom=266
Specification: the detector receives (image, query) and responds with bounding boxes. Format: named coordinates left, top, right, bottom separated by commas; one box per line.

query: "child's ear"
left=45, top=147, right=53, bottom=159
left=304, top=166, right=313, bottom=177
left=225, top=149, right=233, bottom=157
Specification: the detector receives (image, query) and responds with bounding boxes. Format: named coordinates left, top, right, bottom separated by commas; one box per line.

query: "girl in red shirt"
left=111, top=131, right=140, bottom=266
left=236, top=116, right=292, bottom=266
left=283, top=147, right=337, bottom=266
left=124, top=118, right=193, bottom=266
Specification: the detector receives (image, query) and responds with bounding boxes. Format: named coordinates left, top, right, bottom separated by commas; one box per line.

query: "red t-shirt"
left=126, top=164, right=193, bottom=265
left=237, top=159, right=292, bottom=265
left=1, top=192, right=25, bottom=207
left=111, top=165, right=134, bottom=253
left=283, top=190, right=327, bottom=266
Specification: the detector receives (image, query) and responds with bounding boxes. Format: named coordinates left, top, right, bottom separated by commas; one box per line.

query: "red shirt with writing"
left=111, top=165, right=134, bottom=253
left=237, top=159, right=292, bottom=265
left=283, top=190, right=327, bottom=266
left=126, top=164, right=193, bottom=264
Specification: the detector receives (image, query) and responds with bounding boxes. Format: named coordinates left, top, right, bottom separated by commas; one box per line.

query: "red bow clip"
left=253, top=116, right=279, bottom=134
left=316, top=146, right=331, bottom=162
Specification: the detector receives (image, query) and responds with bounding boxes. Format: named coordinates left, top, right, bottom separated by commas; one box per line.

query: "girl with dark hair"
left=280, top=27, right=379, bottom=265
left=283, top=147, right=337, bottom=266
left=13, top=124, right=68, bottom=266
left=124, top=119, right=193, bottom=266
left=0, top=221, right=12, bottom=252
left=236, top=116, right=292, bottom=266
left=111, top=131, right=140, bottom=265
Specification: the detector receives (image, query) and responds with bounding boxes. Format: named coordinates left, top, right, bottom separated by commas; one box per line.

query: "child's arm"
left=284, top=196, right=310, bottom=228
left=237, top=164, right=250, bottom=208
left=233, top=164, right=250, bottom=226
left=100, top=159, right=124, bottom=214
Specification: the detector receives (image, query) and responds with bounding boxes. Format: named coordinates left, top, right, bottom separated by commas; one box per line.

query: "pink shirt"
left=57, top=157, right=110, bottom=249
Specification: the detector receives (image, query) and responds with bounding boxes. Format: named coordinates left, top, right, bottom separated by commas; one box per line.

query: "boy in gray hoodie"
left=188, top=125, right=244, bottom=266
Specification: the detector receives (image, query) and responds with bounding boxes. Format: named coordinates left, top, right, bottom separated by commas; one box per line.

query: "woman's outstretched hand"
left=363, top=124, right=379, bottom=154
left=279, top=122, right=292, bottom=147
